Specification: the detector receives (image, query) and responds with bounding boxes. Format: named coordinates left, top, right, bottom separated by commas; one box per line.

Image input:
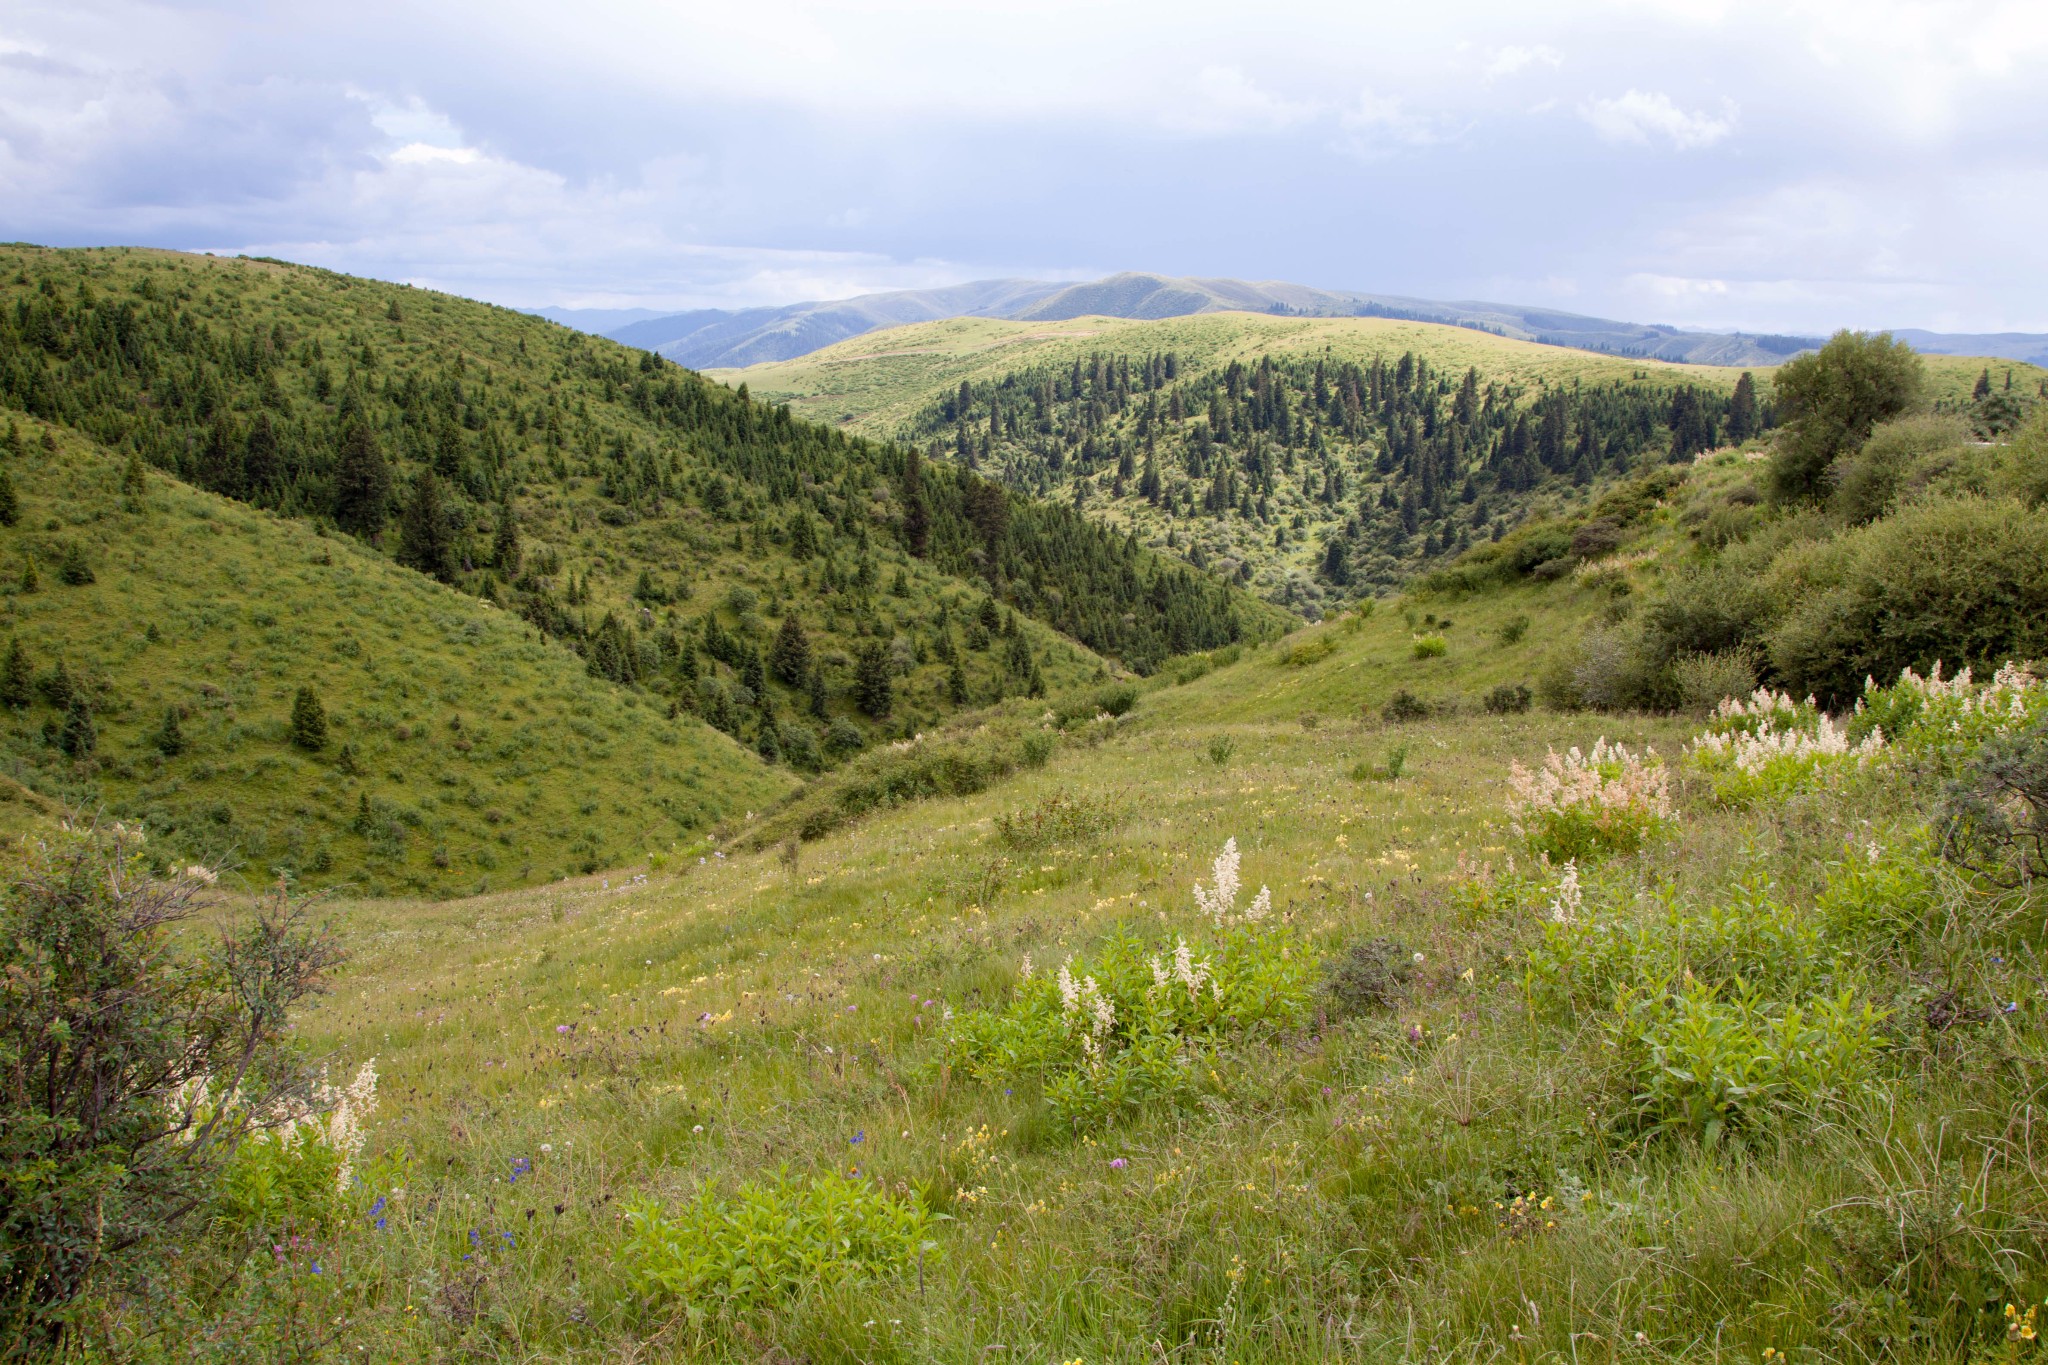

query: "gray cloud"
left=1, top=0, right=2042, bottom=330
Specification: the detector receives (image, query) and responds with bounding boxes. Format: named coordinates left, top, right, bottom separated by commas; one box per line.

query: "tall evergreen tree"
left=771, top=613, right=812, bottom=687
left=492, top=499, right=521, bottom=577
left=853, top=641, right=893, bottom=719
left=396, top=469, right=455, bottom=582
left=289, top=687, right=328, bottom=751
left=1726, top=371, right=1759, bottom=444
left=901, top=447, right=930, bottom=557
left=154, top=705, right=186, bottom=757
left=332, top=422, right=391, bottom=537
left=0, top=469, right=16, bottom=527
left=58, top=696, right=95, bottom=758
left=0, top=638, right=30, bottom=709
left=243, top=413, right=281, bottom=500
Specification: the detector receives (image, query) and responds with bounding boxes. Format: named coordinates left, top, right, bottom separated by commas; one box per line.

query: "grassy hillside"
left=0, top=246, right=1281, bottom=745
left=0, top=414, right=791, bottom=897
left=68, top=516, right=2045, bottom=1359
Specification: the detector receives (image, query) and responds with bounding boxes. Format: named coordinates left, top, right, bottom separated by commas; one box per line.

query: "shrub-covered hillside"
left=1443, top=332, right=2048, bottom=713
left=0, top=414, right=790, bottom=896
left=0, top=247, right=1283, bottom=756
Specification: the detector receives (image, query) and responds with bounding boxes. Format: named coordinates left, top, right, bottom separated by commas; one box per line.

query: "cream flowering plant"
left=207, top=1059, right=380, bottom=1235
left=1684, top=691, right=1887, bottom=808
left=1506, top=738, right=1674, bottom=862
left=1852, top=661, right=2047, bottom=771
left=945, top=838, right=1315, bottom=1132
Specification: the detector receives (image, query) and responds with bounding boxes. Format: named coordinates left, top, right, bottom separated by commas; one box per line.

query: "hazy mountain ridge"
left=559, top=270, right=2048, bottom=371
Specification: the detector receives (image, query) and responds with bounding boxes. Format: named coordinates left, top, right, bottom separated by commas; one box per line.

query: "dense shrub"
left=1766, top=497, right=2048, bottom=704
left=1483, top=683, right=1533, bottom=715
left=1321, top=937, right=1417, bottom=1015
left=1380, top=689, right=1432, bottom=723
left=1768, top=330, right=1925, bottom=502
left=0, top=832, right=339, bottom=1351
left=1938, top=715, right=2048, bottom=887
left=1829, top=414, right=1972, bottom=525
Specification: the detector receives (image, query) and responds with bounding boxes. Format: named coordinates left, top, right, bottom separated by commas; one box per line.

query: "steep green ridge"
left=0, top=414, right=791, bottom=896
left=0, top=248, right=1281, bottom=760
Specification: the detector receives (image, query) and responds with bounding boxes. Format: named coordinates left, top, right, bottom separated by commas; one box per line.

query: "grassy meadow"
left=99, top=484, right=2048, bottom=1361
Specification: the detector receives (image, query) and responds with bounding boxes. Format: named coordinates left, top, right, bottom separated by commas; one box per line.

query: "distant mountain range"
left=528, top=272, right=2048, bottom=371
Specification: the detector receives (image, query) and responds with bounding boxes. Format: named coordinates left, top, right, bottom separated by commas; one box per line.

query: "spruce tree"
left=771, top=613, right=812, bottom=687
left=396, top=469, right=455, bottom=582
left=38, top=661, right=72, bottom=712
left=332, top=422, right=391, bottom=537
left=154, top=705, right=186, bottom=757
left=0, top=468, right=16, bottom=527
left=946, top=658, right=969, bottom=705
left=58, top=697, right=95, bottom=759
left=1726, top=371, right=1758, bottom=444
left=492, top=499, right=521, bottom=577
left=853, top=641, right=893, bottom=719
left=120, top=453, right=147, bottom=497
left=243, top=414, right=281, bottom=500
left=56, top=543, right=92, bottom=586
left=901, top=447, right=930, bottom=557
left=0, top=638, right=30, bottom=709
left=289, top=686, right=328, bottom=751
left=807, top=665, right=829, bottom=720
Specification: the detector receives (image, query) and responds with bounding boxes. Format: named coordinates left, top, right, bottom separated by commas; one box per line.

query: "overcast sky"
left=4, top=0, right=2044, bottom=332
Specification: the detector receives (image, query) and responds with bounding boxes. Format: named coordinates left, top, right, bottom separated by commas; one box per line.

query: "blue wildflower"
left=849, top=1130, right=865, bottom=1145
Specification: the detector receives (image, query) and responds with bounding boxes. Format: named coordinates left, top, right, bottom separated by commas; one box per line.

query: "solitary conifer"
left=0, top=638, right=30, bottom=709
left=290, top=687, right=328, bottom=751
left=154, top=705, right=186, bottom=757
left=0, top=468, right=16, bottom=527
left=59, top=696, right=95, bottom=758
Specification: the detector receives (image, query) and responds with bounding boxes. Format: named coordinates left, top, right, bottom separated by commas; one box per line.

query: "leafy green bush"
left=1483, top=683, right=1532, bottom=715
left=1766, top=497, right=2048, bottom=704
left=1496, top=615, right=1530, bottom=646
left=1829, top=414, right=1972, bottom=525
left=1381, top=689, right=1431, bottom=723
left=0, top=831, right=340, bottom=1351
left=1410, top=633, right=1447, bottom=660
left=1938, top=715, right=2048, bottom=887
left=994, top=790, right=1125, bottom=852
left=1206, top=735, right=1235, bottom=767
left=620, top=1172, right=934, bottom=1324
left=1277, top=634, right=1337, bottom=667
left=1608, top=978, right=1888, bottom=1145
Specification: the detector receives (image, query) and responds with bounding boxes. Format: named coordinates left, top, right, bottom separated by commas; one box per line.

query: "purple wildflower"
left=1109, top=1158, right=1128, bottom=1170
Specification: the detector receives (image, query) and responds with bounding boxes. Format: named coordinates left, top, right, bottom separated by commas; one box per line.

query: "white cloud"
left=1334, top=88, right=1450, bottom=159
left=1158, top=66, right=1317, bottom=134
left=1580, top=89, right=1737, bottom=148
left=1483, top=44, right=1562, bottom=80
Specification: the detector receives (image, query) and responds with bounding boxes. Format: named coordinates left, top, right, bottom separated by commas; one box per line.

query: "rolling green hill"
left=0, top=246, right=1293, bottom=890
left=0, top=246, right=1282, bottom=730
left=719, top=314, right=2042, bottom=614
left=0, top=413, right=791, bottom=897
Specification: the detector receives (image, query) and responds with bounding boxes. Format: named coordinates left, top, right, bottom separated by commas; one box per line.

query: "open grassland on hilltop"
left=710, top=312, right=1746, bottom=434
left=0, top=417, right=789, bottom=897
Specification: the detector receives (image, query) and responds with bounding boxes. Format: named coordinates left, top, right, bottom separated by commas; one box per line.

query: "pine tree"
left=0, top=468, right=16, bottom=527
left=120, top=453, right=147, bottom=497
left=18, top=556, right=35, bottom=594
left=332, top=422, right=391, bottom=537
left=492, top=499, right=521, bottom=577
left=243, top=413, right=281, bottom=500
left=807, top=665, right=829, bottom=720
left=853, top=641, right=893, bottom=719
left=289, top=686, right=328, bottom=751
left=56, top=543, right=92, bottom=586
left=946, top=658, right=969, bottom=705
left=38, top=661, right=72, bottom=712
left=0, top=638, right=30, bottom=709
left=59, top=697, right=95, bottom=758
left=901, top=447, right=930, bottom=557
left=1974, top=368, right=1993, bottom=400
left=771, top=614, right=812, bottom=687
left=396, top=469, right=455, bottom=582
left=154, top=705, right=186, bottom=757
